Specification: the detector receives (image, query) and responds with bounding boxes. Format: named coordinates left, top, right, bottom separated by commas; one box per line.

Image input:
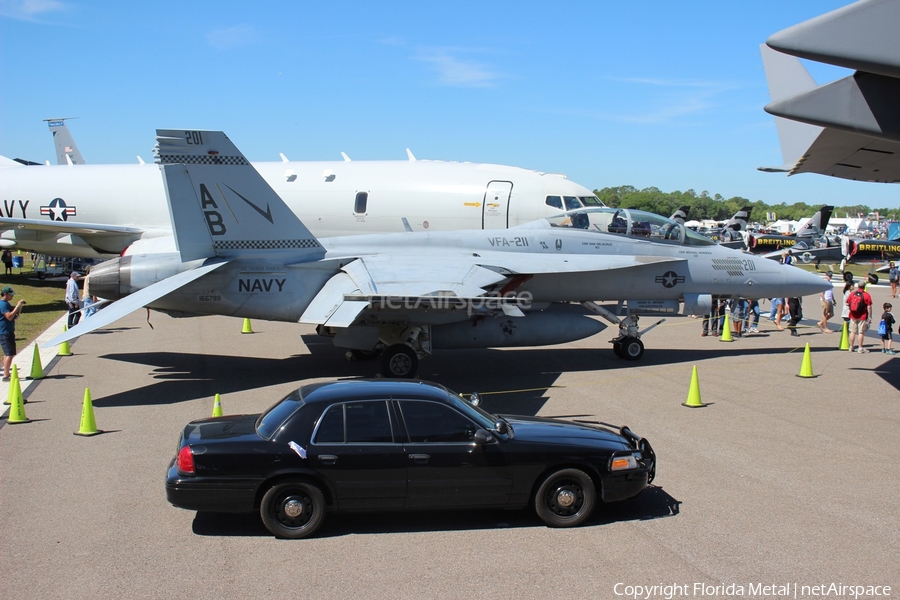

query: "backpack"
left=878, top=319, right=887, bottom=336
left=848, top=290, right=865, bottom=313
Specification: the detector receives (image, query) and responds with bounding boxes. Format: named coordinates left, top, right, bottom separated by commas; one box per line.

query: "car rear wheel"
left=260, top=481, right=325, bottom=539
left=534, top=468, right=596, bottom=528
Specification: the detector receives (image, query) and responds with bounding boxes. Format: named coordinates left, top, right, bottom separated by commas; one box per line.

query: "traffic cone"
left=6, top=376, right=29, bottom=424
left=839, top=321, right=850, bottom=351
left=29, top=344, right=44, bottom=380
left=796, top=343, right=818, bottom=378
left=4, top=364, right=21, bottom=405
left=212, top=393, right=223, bottom=417
left=682, top=365, right=707, bottom=408
left=74, top=388, right=102, bottom=436
left=719, top=314, right=733, bottom=342
left=58, top=325, right=73, bottom=356
left=241, top=318, right=253, bottom=334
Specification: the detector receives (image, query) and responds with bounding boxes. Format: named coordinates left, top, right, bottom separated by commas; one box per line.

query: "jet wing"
left=43, top=260, right=229, bottom=347
left=0, top=217, right=145, bottom=236
left=300, top=253, right=683, bottom=327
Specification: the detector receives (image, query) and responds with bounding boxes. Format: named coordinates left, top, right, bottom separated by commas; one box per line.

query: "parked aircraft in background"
left=47, top=130, right=828, bottom=377
left=0, top=140, right=603, bottom=259
left=45, top=118, right=85, bottom=165
left=746, top=205, right=834, bottom=254
left=758, top=0, right=900, bottom=182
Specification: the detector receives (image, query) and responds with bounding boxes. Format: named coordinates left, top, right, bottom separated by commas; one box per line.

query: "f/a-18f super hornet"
left=0, top=129, right=602, bottom=258
left=47, top=130, right=828, bottom=377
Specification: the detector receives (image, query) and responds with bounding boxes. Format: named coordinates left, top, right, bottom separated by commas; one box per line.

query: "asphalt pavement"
left=1, top=283, right=898, bottom=600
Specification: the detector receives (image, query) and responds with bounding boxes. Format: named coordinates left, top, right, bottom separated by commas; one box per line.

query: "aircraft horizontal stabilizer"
left=43, top=260, right=229, bottom=348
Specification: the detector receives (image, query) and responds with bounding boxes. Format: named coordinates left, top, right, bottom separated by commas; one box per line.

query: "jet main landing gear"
left=583, top=301, right=664, bottom=362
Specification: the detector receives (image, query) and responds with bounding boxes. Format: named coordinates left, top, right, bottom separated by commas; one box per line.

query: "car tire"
left=534, top=468, right=596, bottom=528
left=380, top=344, right=418, bottom=378
left=260, top=481, right=326, bottom=539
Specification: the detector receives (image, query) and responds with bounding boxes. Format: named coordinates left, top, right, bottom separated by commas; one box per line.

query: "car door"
left=307, top=400, right=407, bottom=510
left=397, top=400, right=512, bottom=508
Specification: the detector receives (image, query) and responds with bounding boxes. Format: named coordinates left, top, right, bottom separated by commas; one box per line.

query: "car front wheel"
left=260, top=481, right=326, bottom=539
left=534, top=468, right=596, bottom=527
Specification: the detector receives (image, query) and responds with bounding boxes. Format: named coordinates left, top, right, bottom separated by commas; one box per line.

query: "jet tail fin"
left=795, top=205, right=834, bottom=236
left=155, top=130, right=324, bottom=262
left=669, top=206, right=690, bottom=226
left=757, top=44, right=823, bottom=173
left=44, top=118, right=85, bottom=165
left=723, top=206, right=754, bottom=231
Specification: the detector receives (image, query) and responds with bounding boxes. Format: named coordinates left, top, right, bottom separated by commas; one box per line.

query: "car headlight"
left=609, top=454, right=638, bottom=471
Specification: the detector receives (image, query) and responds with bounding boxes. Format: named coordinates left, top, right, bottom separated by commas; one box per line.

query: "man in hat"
left=0, top=285, right=26, bottom=381
left=66, top=271, right=81, bottom=328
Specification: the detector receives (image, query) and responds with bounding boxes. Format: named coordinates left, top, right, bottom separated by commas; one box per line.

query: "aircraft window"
left=545, top=207, right=718, bottom=247
left=580, top=196, right=604, bottom=207
left=545, top=196, right=563, bottom=210
left=354, top=192, right=368, bottom=214
left=564, top=196, right=581, bottom=210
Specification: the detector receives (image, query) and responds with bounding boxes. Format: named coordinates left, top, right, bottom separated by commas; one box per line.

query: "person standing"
left=889, top=262, right=898, bottom=299
left=787, top=297, right=802, bottom=337
left=847, top=281, right=873, bottom=353
left=0, top=285, right=25, bottom=381
left=879, top=302, right=896, bottom=355
left=747, top=299, right=760, bottom=334
left=81, top=269, right=97, bottom=318
left=817, top=272, right=835, bottom=333
left=66, top=271, right=81, bottom=328
left=1, top=249, right=12, bottom=275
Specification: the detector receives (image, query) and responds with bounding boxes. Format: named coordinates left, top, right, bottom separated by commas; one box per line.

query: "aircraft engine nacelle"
left=89, top=252, right=202, bottom=300
left=682, top=293, right=713, bottom=316
left=432, top=310, right=606, bottom=350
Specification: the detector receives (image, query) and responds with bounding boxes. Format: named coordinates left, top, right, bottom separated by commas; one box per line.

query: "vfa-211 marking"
left=487, top=236, right=529, bottom=248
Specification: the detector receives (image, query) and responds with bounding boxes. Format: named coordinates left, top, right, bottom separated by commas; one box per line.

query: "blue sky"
left=2, top=0, right=898, bottom=210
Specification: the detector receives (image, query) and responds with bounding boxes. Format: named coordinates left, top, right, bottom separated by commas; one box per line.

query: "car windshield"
left=444, top=391, right=500, bottom=431
left=256, top=390, right=305, bottom=440
left=546, top=207, right=716, bottom=247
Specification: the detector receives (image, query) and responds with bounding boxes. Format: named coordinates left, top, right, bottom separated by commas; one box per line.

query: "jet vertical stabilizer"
left=155, top=130, right=325, bottom=263
left=45, top=118, right=85, bottom=165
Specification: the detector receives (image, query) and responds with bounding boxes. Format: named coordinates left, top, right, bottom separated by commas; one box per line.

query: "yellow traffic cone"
left=839, top=321, right=850, bottom=351
left=58, top=325, right=73, bottom=356
left=74, top=388, right=102, bottom=436
left=6, top=376, right=29, bottom=424
left=719, top=313, right=733, bottom=342
left=796, top=343, right=818, bottom=378
left=682, top=365, right=708, bottom=408
left=212, top=393, right=223, bottom=417
left=241, top=318, right=253, bottom=334
left=4, top=364, right=21, bottom=406
left=29, top=344, right=44, bottom=380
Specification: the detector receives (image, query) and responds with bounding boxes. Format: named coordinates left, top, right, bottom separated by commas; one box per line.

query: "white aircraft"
left=46, top=129, right=828, bottom=377
left=0, top=139, right=602, bottom=258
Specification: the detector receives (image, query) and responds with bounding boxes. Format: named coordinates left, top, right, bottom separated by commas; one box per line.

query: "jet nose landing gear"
left=613, top=336, right=644, bottom=360
left=583, top=301, right=665, bottom=362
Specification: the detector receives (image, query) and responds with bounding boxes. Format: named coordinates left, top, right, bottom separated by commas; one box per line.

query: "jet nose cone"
left=784, top=266, right=831, bottom=297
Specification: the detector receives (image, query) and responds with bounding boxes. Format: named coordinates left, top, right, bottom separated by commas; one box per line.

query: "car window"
left=256, top=391, right=305, bottom=440
left=399, top=401, right=477, bottom=443
left=313, top=401, right=394, bottom=444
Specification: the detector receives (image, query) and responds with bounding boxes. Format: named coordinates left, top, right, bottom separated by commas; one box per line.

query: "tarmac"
left=1, top=280, right=898, bottom=599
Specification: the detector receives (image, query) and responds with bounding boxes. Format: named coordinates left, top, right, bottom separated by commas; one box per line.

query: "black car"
left=166, top=380, right=655, bottom=538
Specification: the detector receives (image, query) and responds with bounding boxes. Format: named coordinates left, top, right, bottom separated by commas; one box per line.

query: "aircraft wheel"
left=612, top=340, right=625, bottom=358
left=867, top=273, right=879, bottom=285
left=380, top=344, right=418, bottom=378
left=843, top=271, right=854, bottom=282
left=621, top=337, right=644, bottom=361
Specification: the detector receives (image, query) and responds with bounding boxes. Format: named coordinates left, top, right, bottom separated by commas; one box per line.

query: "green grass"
left=0, top=264, right=68, bottom=347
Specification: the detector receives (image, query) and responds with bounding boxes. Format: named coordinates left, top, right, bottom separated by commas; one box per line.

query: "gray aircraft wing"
left=758, top=0, right=900, bottom=183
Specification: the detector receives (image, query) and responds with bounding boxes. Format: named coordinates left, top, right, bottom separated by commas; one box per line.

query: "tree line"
left=593, top=185, right=899, bottom=222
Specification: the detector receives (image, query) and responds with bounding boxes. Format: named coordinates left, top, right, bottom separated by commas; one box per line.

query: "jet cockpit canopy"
left=546, top=207, right=716, bottom=247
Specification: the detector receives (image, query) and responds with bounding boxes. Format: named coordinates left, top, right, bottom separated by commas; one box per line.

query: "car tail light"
left=177, top=445, right=195, bottom=474
left=610, top=454, right=638, bottom=471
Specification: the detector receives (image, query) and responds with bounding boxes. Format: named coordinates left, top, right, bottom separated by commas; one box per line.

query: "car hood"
left=501, top=415, right=630, bottom=449
left=184, top=414, right=262, bottom=443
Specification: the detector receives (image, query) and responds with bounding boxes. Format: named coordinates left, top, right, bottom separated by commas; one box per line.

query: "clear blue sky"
left=2, top=1, right=898, bottom=210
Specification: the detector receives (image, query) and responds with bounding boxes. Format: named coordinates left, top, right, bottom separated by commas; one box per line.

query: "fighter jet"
left=0, top=132, right=602, bottom=258
left=46, top=130, right=828, bottom=377
left=746, top=205, right=835, bottom=254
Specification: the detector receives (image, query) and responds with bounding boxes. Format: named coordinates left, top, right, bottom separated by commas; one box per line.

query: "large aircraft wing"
left=758, top=1, right=900, bottom=183
left=0, top=217, right=145, bottom=255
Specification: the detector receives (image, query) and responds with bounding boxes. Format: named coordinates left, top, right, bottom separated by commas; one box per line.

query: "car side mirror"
left=473, top=429, right=495, bottom=444
left=494, top=421, right=508, bottom=435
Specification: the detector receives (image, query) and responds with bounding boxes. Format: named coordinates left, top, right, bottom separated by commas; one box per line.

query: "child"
left=880, top=303, right=896, bottom=355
